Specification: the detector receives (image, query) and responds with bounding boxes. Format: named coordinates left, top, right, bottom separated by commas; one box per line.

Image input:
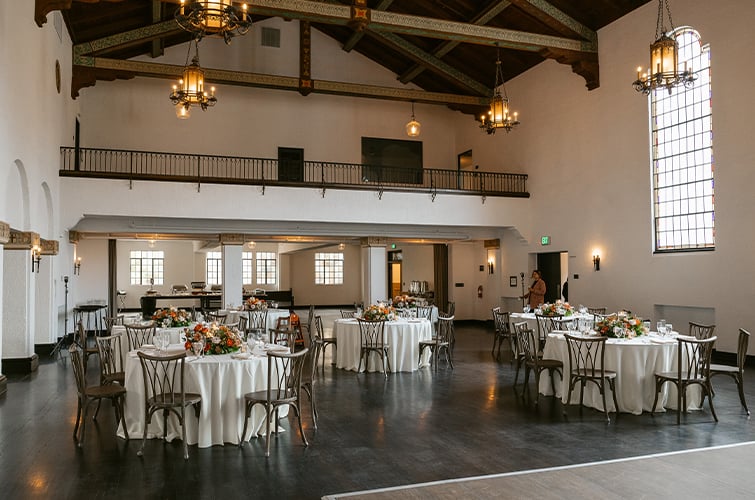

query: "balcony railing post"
left=58, top=146, right=529, bottom=198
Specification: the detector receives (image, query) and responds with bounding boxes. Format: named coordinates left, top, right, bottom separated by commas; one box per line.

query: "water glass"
left=192, top=341, right=204, bottom=358
left=665, top=323, right=674, bottom=335
left=656, top=320, right=666, bottom=335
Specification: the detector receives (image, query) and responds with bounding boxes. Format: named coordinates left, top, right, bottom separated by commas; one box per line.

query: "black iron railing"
left=59, top=147, right=529, bottom=198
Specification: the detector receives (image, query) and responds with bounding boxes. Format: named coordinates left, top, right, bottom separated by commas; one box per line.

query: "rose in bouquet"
left=361, top=304, right=397, bottom=321
left=393, top=295, right=417, bottom=309
left=184, top=322, right=243, bottom=355
left=539, top=300, right=574, bottom=316
left=152, top=306, right=192, bottom=327
left=245, top=297, right=267, bottom=310
left=594, top=312, right=647, bottom=338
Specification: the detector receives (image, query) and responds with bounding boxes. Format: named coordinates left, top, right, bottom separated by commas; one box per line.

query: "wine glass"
left=192, top=341, right=204, bottom=358
left=665, top=323, right=674, bottom=335
left=523, top=305, right=530, bottom=314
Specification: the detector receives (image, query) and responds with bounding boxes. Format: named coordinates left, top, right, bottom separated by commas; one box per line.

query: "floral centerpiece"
left=594, top=312, right=647, bottom=339
left=245, top=297, right=267, bottom=310
left=539, top=300, right=574, bottom=316
left=152, top=306, right=192, bottom=327
left=361, top=304, right=397, bottom=321
left=393, top=295, right=417, bottom=308
left=184, top=322, right=243, bottom=355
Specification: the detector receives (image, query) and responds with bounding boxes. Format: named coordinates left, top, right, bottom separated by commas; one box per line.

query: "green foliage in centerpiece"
left=539, top=301, right=574, bottom=316
left=594, top=312, right=647, bottom=338
left=245, top=297, right=267, bottom=310
left=152, top=306, right=192, bottom=327
left=361, top=304, right=397, bottom=321
left=184, top=322, right=243, bottom=354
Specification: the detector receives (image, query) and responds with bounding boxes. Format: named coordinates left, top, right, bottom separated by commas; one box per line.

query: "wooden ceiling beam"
left=244, top=0, right=595, bottom=53
left=507, top=0, right=597, bottom=42
left=373, top=31, right=490, bottom=96
left=73, top=55, right=489, bottom=107
left=151, top=1, right=165, bottom=58
left=343, top=0, right=395, bottom=52
left=398, top=0, right=512, bottom=84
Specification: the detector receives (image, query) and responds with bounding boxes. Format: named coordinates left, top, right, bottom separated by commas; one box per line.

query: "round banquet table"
left=118, top=344, right=287, bottom=447
left=333, top=318, right=432, bottom=373
left=538, top=332, right=700, bottom=415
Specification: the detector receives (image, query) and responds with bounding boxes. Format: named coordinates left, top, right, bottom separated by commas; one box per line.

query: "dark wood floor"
left=1, top=321, right=752, bottom=499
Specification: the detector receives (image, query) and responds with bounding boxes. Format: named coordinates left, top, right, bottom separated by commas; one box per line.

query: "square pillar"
left=0, top=222, right=8, bottom=395
left=360, top=237, right=387, bottom=306
left=220, top=234, right=243, bottom=309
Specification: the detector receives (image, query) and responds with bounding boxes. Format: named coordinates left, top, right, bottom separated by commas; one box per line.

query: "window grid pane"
left=206, top=251, right=222, bottom=285
left=129, top=250, right=164, bottom=285
left=314, top=252, right=344, bottom=285
left=242, top=251, right=253, bottom=285
left=652, top=28, right=714, bottom=252
left=255, top=252, right=277, bottom=285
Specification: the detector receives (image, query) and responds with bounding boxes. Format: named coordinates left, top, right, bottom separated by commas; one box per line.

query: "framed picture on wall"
left=509, top=276, right=517, bottom=287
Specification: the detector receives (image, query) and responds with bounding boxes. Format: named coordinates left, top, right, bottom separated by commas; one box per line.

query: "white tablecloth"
left=510, top=312, right=593, bottom=332
left=333, top=318, right=432, bottom=373
left=118, top=344, right=287, bottom=447
left=538, top=332, right=699, bottom=415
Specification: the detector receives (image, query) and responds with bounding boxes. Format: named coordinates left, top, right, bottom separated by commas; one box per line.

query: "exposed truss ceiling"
left=38, top=0, right=651, bottom=116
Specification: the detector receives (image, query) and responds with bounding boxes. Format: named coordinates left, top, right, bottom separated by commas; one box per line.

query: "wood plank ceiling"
left=37, top=0, right=652, bottom=116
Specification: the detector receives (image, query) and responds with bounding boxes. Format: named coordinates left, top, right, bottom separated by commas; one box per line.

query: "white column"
left=2, top=249, right=35, bottom=359
left=34, top=253, right=54, bottom=346
left=220, top=235, right=243, bottom=309
left=360, top=237, right=387, bottom=306
left=0, top=222, right=7, bottom=391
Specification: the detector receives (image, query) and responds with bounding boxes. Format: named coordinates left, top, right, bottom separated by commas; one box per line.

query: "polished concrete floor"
left=1, top=319, right=753, bottom=499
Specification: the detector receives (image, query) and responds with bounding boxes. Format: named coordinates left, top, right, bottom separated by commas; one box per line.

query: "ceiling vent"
left=261, top=27, right=280, bottom=48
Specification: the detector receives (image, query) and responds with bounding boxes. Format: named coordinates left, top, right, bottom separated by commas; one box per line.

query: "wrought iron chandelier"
left=632, top=0, right=696, bottom=95
left=169, top=41, right=217, bottom=119
left=480, top=51, right=519, bottom=134
left=175, top=1, right=252, bottom=44
left=406, top=102, right=421, bottom=137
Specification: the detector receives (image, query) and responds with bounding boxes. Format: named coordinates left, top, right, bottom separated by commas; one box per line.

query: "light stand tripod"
left=520, top=272, right=526, bottom=309
left=51, top=276, right=70, bottom=360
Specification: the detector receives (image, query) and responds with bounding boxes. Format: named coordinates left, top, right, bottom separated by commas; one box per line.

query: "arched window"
left=651, top=27, right=714, bottom=252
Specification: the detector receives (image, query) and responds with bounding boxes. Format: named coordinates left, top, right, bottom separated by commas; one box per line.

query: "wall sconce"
left=338, top=243, right=346, bottom=250
left=247, top=240, right=256, bottom=249
left=487, top=257, right=495, bottom=275
left=592, top=253, right=601, bottom=271
left=31, top=246, right=42, bottom=273
left=74, top=257, right=82, bottom=275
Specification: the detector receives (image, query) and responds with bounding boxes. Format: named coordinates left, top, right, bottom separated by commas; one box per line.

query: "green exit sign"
left=541, top=236, right=551, bottom=245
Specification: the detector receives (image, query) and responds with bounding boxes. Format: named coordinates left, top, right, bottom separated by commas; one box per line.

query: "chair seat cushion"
left=148, top=392, right=201, bottom=406
left=709, top=364, right=738, bottom=374
left=245, top=389, right=297, bottom=403
left=85, top=384, right=127, bottom=398
left=534, top=359, right=563, bottom=369
left=655, top=371, right=706, bottom=382
left=572, top=368, right=617, bottom=379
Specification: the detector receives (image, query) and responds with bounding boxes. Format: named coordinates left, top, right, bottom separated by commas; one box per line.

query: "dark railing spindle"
left=58, top=146, right=528, bottom=198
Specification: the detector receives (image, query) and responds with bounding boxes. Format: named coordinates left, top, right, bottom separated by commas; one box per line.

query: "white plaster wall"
left=288, top=244, right=362, bottom=306
left=392, top=244, right=435, bottom=293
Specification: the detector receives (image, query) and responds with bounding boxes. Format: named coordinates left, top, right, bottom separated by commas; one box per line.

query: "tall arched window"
left=651, top=27, right=714, bottom=252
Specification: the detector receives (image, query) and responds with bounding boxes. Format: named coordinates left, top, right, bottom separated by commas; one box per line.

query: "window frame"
left=206, top=251, right=222, bottom=285
left=650, top=27, right=714, bottom=253
left=255, top=251, right=277, bottom=285
left=129, top=250, right=164, bottom=286
left=314, top=252, right=344, bottom=285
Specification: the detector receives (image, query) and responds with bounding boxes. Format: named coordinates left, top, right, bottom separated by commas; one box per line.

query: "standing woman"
left=523, top=270, right=546, bottom=309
